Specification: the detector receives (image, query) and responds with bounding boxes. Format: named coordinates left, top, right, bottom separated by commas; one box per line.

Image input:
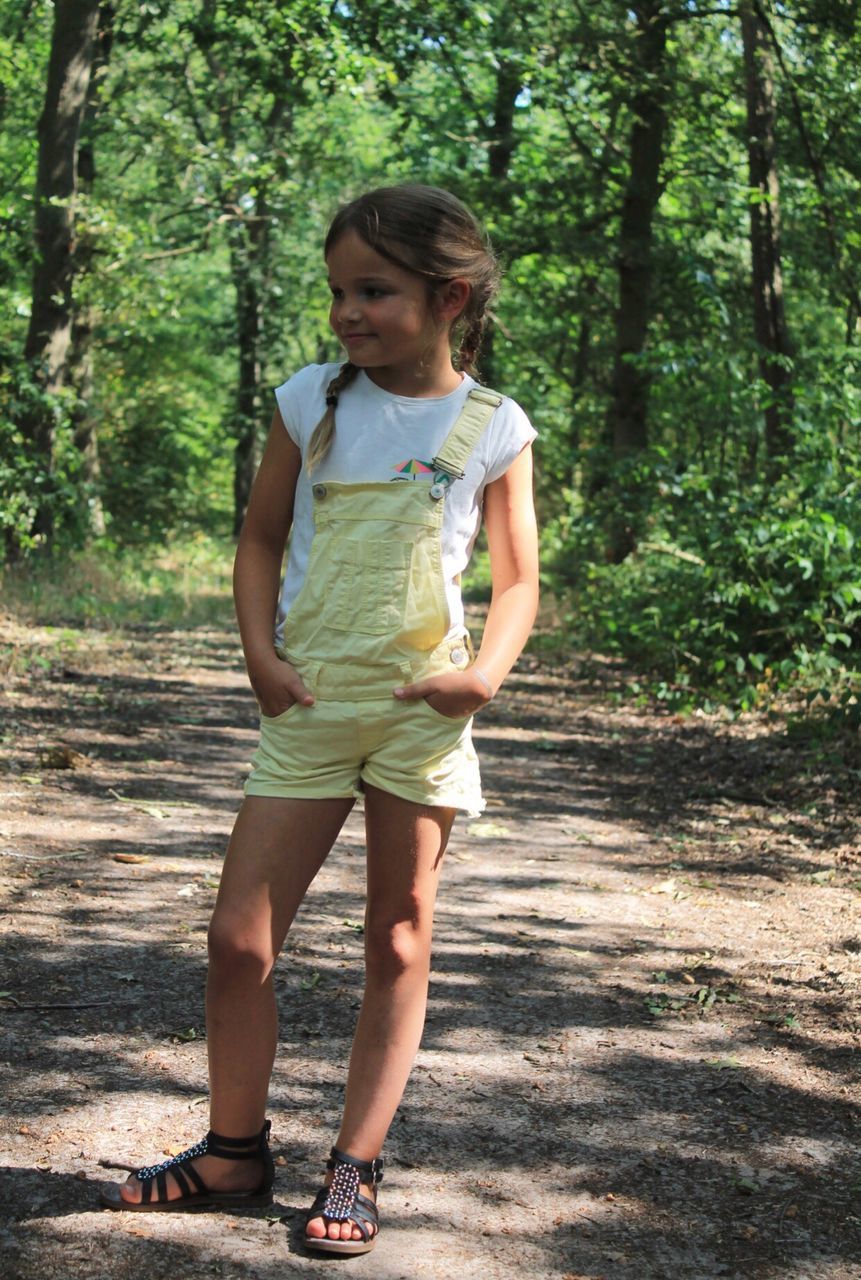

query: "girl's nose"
left=339, top=294, right=362, bottom=322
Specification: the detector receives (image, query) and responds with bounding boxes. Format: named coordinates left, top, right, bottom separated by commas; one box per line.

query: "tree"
left=741, top=0, right=794, bottom=468
left=21, top=0, right=100, bottom=543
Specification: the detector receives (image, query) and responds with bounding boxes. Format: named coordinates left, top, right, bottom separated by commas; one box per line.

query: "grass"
left=1, top=534, right=236, bottom=631
left=0, top=535, right=237, bottom=679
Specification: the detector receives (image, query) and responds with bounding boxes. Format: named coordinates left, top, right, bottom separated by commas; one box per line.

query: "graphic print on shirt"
left=392, top=458, right=435, bottom=479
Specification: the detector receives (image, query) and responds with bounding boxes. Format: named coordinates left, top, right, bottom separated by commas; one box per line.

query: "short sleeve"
left=482, top=397, right=537, bottom=485
left=273, top=364, right=336, bottom=451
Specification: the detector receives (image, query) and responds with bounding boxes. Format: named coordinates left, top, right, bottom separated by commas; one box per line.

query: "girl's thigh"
left=362, top=785, right=456, bottom=925
left=212, top=795, right=355, bottom=957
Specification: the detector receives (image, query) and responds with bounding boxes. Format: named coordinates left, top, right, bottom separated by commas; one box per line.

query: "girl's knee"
left=363, top=911, right=431, bottom=979
left=207, top=911, right=275, bottom=981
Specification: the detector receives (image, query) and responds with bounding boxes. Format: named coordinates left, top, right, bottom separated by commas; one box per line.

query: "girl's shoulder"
left=275, top=362, right=342, bottom=410
left=274, top=363, right=343, bottom=446
left=476, top=384, right=537, bottom=484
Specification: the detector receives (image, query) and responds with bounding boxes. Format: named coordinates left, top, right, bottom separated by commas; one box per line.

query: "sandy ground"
left=0, top=618, right=859, bottom=1279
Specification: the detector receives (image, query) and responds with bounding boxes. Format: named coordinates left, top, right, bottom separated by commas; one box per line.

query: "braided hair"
left=307, top=185, right=500, bottom=472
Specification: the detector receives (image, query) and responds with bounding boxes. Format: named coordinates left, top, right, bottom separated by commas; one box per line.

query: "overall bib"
left=244, top=387, right=502, bottom=815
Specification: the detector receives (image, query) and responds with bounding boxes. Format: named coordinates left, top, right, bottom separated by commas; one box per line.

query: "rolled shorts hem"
left=360, top=771, right=486, bottom=816
left=243, top=782, right=358, bottom=802
left=243, top=775, right=485, bottom=817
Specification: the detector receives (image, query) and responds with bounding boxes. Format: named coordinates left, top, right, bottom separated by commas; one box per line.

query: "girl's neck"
left=364, top=353, right=464, bottom=399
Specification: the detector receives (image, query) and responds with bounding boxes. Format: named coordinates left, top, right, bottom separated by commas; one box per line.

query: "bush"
left=547, top=452, right=861, bottom=712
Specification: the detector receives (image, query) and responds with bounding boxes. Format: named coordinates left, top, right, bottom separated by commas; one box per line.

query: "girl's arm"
left=394, top=443, right=539, bottom=716
left=234, top=409, right=315, bottom=716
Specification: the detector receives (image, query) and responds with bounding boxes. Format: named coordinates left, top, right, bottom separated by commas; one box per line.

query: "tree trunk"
left=21, top=0, right=100, bottom=542
left=741, top=0, right=793, bottom=466
left=69, top=2, right=114, bottom=539
left=229, top=221, right=265, bottom=536
left=481, top=33, right=522, bottom=388
left=602, top=2, right=669, bottom=560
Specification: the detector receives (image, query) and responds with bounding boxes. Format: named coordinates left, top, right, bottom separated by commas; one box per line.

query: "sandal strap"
left=136, top=1136, right=208, bottom=1182
left=134, top=1120, right=271, bottom=1188
left=318, top=1147, right=382, bottom=1234
left=207, top=1120, right=271, bottom=1160
left=326, top=1145, right=384, bottom=1186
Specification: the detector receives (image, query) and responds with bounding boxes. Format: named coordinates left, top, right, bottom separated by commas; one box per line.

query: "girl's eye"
left=329, top=287, right=343, bottom=300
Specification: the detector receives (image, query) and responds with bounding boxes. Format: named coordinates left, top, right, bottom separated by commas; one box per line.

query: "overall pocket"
left=325, top=537, right=413, bottom=636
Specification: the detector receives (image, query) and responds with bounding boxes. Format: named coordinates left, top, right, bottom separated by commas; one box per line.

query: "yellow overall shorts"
left=244, top=387, right=503, bottom=815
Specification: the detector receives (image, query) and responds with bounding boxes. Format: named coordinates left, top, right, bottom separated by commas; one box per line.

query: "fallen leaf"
left=39, top=745, right=91, bottom=770
left=649, top=878, right=677, bottom=895
left=466, top=821, right=511, bottom=838
left=113, top=854, right=150, bottom=865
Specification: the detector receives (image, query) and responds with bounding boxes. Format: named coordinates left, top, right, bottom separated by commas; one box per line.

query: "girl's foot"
left=304, top=1148, right=383, bottom=1255
left=100, top=1123, right=274, bottom=1212
left=305, top=1176, right=378, bottom=1244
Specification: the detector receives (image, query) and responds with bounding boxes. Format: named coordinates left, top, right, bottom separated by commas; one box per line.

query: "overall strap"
left=432, top=386, right=504, bottom=481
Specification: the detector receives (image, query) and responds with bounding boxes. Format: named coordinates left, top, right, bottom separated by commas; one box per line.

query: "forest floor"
left=0, top=609, right=859, bottom=1280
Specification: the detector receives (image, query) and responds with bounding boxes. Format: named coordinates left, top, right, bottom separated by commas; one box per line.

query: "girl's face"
left=326, top=230, right=452, bottom=390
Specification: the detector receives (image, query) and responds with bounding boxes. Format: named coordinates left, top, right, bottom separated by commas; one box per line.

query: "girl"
left=100, top=184, right=538, bottom=1254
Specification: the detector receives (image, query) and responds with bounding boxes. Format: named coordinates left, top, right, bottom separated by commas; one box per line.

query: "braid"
left=457, top=313, right=487, bottom=377
left=306, top=362, right=359, bottom=473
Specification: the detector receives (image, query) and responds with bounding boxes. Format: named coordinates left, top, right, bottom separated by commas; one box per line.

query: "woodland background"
left=2, top=0, right=860, bottom=716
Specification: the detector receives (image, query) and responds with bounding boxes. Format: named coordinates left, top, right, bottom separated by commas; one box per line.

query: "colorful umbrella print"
left=394, top=458, right=435, bottom=475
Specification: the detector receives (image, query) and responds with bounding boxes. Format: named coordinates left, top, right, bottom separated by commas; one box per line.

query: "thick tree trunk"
left=741, top=0, right=793, bottom=466
left=21, top=0, right=100, bottom=543
left=602, top=2, right=669, bottom=560
left=69, top=2, right=114, bottom=539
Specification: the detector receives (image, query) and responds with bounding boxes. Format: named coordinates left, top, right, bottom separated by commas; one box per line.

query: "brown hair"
left=306, top=184, right=500, bottom=472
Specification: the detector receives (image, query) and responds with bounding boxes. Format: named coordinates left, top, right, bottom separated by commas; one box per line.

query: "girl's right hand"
left=247, top=653, right=315, bottom=718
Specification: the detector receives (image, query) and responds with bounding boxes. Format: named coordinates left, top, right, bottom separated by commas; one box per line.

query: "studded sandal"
left=304, top=1146, right=383, bottom=1256
left=99, top=1120, right=274, bottom=1212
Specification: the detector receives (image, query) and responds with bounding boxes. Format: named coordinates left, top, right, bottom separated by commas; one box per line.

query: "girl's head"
left=325, top=185, right=500, bottom=375
left=307, top=185, right=500, bottom=471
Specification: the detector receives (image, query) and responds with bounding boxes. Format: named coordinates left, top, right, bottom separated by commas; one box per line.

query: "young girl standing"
left=100, top=184, right=538, bottom=1254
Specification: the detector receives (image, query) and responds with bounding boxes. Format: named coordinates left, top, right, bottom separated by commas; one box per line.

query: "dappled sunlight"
left=2, top=610, right=859, bottom=1278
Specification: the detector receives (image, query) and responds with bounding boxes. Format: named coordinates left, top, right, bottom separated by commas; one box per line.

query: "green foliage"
left=4, top=0, right=861, bottom=718
left=549, top=448, right=861, bottom=711
left=0, top=343, right=97, bottom=552
left=0, top=534, right=234, bottom=632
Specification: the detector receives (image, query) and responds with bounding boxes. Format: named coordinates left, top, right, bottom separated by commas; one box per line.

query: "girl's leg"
left=306, top=784, right=455, bottom=1243
left=118, top=794, right=354, bottom=1204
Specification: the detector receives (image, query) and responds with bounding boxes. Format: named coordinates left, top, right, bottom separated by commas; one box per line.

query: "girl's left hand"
left=393, top=667, right=493, bottom=720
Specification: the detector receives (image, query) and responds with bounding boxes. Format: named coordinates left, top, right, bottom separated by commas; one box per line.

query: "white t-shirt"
left=273, top=363, right=536, bottom=646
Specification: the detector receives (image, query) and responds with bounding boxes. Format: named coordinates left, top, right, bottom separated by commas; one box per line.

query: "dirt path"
left=1, top=618, right=859, bottom=1279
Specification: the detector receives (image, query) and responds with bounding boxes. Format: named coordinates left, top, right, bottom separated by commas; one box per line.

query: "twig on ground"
left=0, top=997, right=116, bottom=1010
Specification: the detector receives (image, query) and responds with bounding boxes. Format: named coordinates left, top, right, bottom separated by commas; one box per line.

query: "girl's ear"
left=435, top=277, right=471, bottom=325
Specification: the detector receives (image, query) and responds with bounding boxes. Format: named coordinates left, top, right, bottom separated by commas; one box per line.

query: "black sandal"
left=99, top=1120, right=274, bottom=1212
left=304, top=1146, right=383, bottom=1255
